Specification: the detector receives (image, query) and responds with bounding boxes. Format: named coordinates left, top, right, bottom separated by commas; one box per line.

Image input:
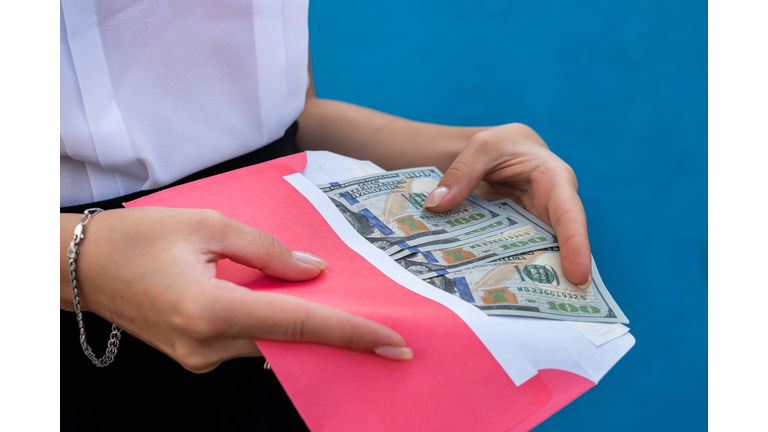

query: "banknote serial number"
left=418, top=208, right=472, bottom=220
left=516, top=286, right=587, bottom=301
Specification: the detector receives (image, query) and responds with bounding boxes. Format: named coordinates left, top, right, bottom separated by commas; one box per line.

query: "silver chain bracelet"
left=67, top=208, right=122, bottom=367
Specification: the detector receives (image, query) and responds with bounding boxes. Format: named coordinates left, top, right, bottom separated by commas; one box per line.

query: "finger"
left=215, top=280, right=413, bottom=360
left=547, top=184, right=592, bottom=287
left=212, top=217, right=328, bottom=282
left=423, top=143, right=498, bottom=213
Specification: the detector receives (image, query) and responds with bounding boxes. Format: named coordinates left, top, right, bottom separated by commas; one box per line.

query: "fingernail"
left=292, top=251, right=328, bottom=270
left=422, top=186, right=450, bottom=209
left=576, top=274, right=592, bottom=290
left=374, top=346, right=414, bottom=360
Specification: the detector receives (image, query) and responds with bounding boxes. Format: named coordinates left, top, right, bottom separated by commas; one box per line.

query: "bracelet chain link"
left=67, top=208, right=122, bottom=367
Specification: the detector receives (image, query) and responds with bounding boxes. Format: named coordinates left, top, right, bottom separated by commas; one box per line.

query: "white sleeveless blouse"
left=60, top=0, right=309, bottom=206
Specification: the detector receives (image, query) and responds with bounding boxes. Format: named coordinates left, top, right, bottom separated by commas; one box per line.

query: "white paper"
left=491, top=316, right=635, bottom=383
left=342, top=160, right=386, bottom=177
left=302, top=150, right=383, bottom=185
left=567, top=322, right=630, bottom=347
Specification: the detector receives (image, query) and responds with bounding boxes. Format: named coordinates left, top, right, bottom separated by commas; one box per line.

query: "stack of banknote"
left=316, top=167, right=628, bottom=323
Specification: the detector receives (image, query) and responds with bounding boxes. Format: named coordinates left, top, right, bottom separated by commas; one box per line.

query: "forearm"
left=296, top=97, right=488, bottom=173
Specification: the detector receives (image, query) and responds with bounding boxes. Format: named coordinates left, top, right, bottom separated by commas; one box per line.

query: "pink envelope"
left=126, top=153, right=596, bottom=431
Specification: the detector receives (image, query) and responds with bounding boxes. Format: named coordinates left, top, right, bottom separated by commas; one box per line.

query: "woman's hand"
left=296, top=94, right=590, bottom=285
left=60, top=207, right=412, bottom=373
left=421, top=123, right=592, bottom=287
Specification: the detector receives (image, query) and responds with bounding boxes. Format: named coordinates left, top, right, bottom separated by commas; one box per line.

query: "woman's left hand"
left=422, top=123, right=592, bottom=287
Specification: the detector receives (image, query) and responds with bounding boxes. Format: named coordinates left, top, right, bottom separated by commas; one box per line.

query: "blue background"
left=308, top=1, right=707, bottom=430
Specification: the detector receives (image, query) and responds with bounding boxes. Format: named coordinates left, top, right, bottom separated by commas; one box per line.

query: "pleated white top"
left=60, top=0, right=309, bottom=206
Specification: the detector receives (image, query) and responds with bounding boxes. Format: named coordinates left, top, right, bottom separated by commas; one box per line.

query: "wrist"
left=62, top=208, right=123, bottom=367
left=60, top=209, right=115, bottom=314
left=60, top=213, right=82, bottom=311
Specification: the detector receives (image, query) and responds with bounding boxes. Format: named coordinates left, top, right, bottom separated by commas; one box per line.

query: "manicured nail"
left=576, top=274, right=592, bottom=290
left=374, top=346, right=414, bottom=360
left=422, top=186, right=450, bottom=209
left=292, top=251, right=328, bottom=270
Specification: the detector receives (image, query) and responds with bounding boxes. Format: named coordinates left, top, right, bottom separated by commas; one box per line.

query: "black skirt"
left=60, top=122, right=310, bottom=432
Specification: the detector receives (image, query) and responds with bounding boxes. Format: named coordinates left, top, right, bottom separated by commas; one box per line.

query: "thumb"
left=422, top=144, right=492, bottom=213
left=211, top=215, right=328, bottom=282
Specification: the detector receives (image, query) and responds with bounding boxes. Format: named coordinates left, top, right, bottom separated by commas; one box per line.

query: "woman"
left=60, top=1, right=591, bottom=429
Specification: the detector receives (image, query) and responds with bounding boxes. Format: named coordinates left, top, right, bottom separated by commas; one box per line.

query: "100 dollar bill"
left=395, top=221, right=558, bottom=279
left=389, top=198, right=549, bottom=260
left=425, top=248, right=628, bottom=323
left=389, top=215, right=524, bottom=260
left=394, top=197, right=559, bottom=279
left=316, top=168, right=506, bottom=253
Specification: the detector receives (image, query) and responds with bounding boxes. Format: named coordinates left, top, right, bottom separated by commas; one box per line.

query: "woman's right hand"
left=60, top=207, right=412, bottom=373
